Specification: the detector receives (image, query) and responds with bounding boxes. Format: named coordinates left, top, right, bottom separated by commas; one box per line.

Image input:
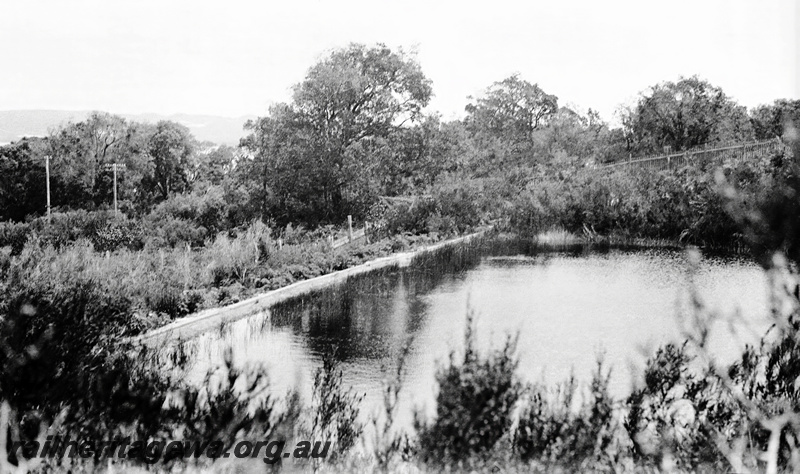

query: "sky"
left=1, top=0, right=797, bottom=124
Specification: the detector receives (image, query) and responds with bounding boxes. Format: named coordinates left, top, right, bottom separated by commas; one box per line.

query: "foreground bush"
left=416, top=310, right=522, bottom=462
left=307, top=351, right=364, bottom=462
left=515, top=361, right=616, bottom=470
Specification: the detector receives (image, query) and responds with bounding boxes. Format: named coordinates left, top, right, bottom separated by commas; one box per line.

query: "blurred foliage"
left=515, top=360, right=616, bottom=470
left=307, top=351, right=363, bottom=462
left=415, top=309, right=522, bottom=463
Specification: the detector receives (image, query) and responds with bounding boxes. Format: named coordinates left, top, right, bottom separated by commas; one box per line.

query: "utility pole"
left=103, top=163, right=126, bottom=216
left=45, top=155, right=51, bottom=218
left=113, top=163, right=118, bottom=215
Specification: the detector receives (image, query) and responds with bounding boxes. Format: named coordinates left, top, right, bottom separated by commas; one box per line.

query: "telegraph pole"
left=110, top=163, right=125, bottom=216
left=113, top=163, right=118, bottom=215
left=103, top=163, right=126, bottom=216
left=45, top=155, right=51, bottom=218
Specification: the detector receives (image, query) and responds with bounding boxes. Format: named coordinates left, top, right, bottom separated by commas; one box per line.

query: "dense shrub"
left=624, top=343, right=733, bottom=470
left=206, top=220, right=272, bottom=285
left=91, top=218, right=145, bottom=251
left=427, top=178, right=483, bottom=234
left=0, top=247, right=140, bottom=422
left=4, top=340, right=290, bottom=469
left=0, top=210, right=146, bottom=254
left=416, top=310, right=522, bottom=462
left=28, top=209, right=117, bottom=249
left=515, top=360, right=616, bottom=469
left=382, top=198, right=438, bottom=236
left=380, top=182, right=483, bottom=237
left=508, top=153, right=783, bottom=247
left=141, top=214, right=208, bottom=249
left=0, top=220, right=29, bottom=254
left=2, top=239, right=207, bottom=327
left=721, top=146, right=800, bottom=265
left=148, top=186, right=233, bottom=240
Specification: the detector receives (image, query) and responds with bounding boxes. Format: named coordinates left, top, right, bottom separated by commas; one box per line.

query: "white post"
left=45, top=155, right=51, bottom=218
left=347, top=215, right=353, bottom=242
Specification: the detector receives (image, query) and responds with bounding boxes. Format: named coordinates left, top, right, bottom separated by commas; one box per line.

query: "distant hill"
left=0, top=110, right=256, bottom=146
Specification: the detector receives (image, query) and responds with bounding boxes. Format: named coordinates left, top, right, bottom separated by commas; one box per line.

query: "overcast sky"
left=1, top=0, right=797, bottom=123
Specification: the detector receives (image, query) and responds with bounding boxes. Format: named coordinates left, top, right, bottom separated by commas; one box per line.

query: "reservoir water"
left=179, top=241, right=770, bottom=426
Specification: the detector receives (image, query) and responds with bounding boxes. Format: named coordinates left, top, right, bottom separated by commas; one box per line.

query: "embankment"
left=130, top=229, right=490, bottom=346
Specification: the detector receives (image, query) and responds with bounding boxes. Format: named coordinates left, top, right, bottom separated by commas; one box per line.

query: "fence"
left=600, top=139, right=787, bottom=172
left=327, top=197, right=420, bottom=250
left=329, top=226, right=367, bottom=249
left=328, top=215, right=376, bottom=249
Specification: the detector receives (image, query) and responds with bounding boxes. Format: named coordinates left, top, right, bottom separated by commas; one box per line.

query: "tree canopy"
left=241, top=43, right=433, bottom=224
left=622, top=76, right=754, bottom=153
left=0, top=139, right=50, bottom=221
left=750, top=99, right=800, bottom=140
left=143, top=120, right=196, bottom=201
left=293, top=43, right=432, bottom=151
left=465, top=74, right=558, bottom=145
left=47, top=112, right=148, bottom=208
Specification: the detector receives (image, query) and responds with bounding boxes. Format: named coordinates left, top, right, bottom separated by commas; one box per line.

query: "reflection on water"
left=175, top=240, right=769, bottom=427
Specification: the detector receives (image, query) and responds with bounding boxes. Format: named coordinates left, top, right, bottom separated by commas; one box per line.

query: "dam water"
left=176, top=240, right=770, bottom=427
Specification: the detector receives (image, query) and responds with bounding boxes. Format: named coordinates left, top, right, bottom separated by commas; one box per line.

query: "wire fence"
left=600, top=139, right=787, bottom=172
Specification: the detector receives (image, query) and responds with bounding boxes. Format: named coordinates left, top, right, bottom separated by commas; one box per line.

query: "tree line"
left=2, top=43, right=798, bottom=227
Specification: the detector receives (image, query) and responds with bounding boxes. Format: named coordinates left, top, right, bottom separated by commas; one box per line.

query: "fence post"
left=347, top=215, right=353, bottom=243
